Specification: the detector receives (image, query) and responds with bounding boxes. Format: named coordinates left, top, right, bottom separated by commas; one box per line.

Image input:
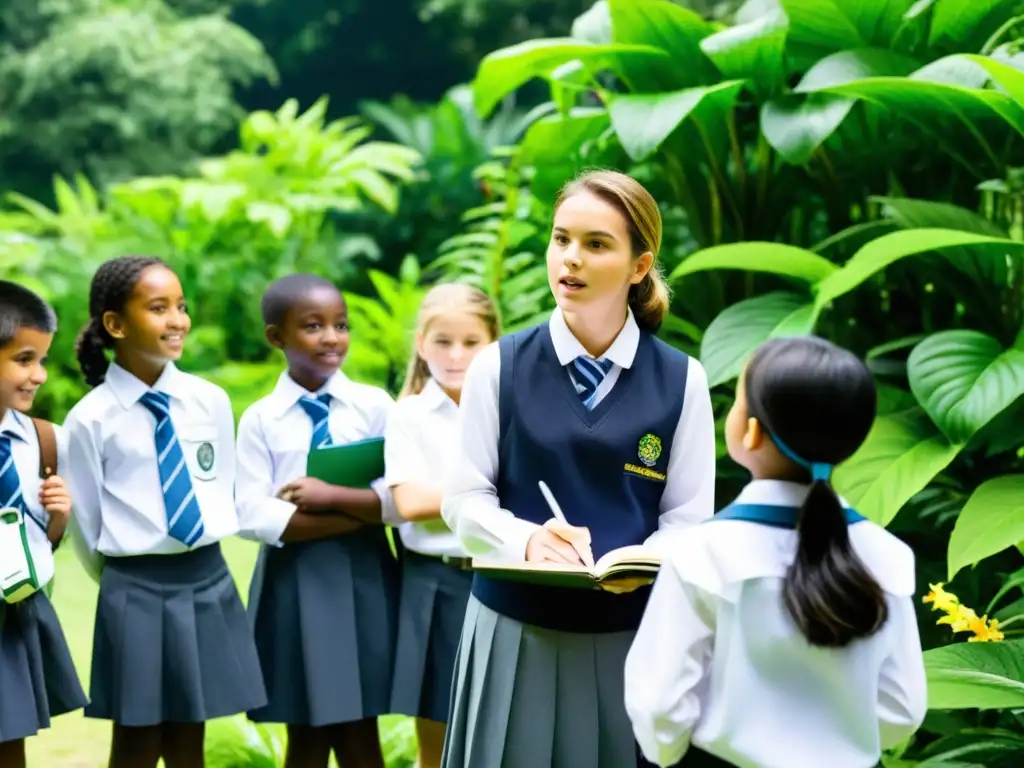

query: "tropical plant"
left=1, top=99, right=423, bottom=420
left=461, top=0, right=1024, bottom=763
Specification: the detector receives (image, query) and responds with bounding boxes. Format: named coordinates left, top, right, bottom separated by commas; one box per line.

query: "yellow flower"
left=923, top=583, right=959, bottom=613
left=922, top=583, right=1003, bottom=643
left=937, top=604, right=976, bottom=633
left=967, top=617, right=1005, bottom=643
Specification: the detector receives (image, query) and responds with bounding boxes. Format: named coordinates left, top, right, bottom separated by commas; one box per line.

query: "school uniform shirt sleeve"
left=366, top=388, right=403, bottom=527
left=384, top=400, right=430, bottom=487
left=877, top=595, right=928, bottom=748
left=63, top=406, right=106, bottom=583
left=624, top=558, right=715, bottom=767
left=442, top=343, right=543, bottom=561
left=644, top=358, right=716, bottom=556
left=234, top=406, right=297, bottom=545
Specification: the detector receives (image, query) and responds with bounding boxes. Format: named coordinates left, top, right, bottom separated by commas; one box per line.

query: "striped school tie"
left=572, top=356, right=614, bottom=409
left=298, top=393, right=333, bottom=450
left=0, top=432, right=44, bottom=530
left=139, top=391, right=205, bottom=547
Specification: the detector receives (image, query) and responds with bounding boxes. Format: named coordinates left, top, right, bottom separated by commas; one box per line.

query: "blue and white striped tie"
left=299, top=394, right=333, bottom=450
left=572, top=356, right=614, bottom=410
left=0, top=432, right=45, bottom=530
left=139, top=391, right=205, bottom=547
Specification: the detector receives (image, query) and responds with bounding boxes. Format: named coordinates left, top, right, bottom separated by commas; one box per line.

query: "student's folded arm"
left=441, top=344, right=541, bottom=561
left=624, top=561, right=715, bottom=767
left=234, top=409, right=302, bottom=545
left=877, top=595, right=928, bottom=749
left=385, top=403, right=442, bottom=521
left=645, top=359, right=716, bottom=555
left=62, top=413, right=105, bottom=583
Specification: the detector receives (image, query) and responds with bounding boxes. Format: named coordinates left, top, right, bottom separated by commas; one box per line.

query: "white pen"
left=538, top=481, right=595, bottom=568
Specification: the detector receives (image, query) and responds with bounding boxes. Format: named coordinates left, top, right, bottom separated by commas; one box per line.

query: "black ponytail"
left=75, top=319, right=112, bottom=387
left=77, top=255, right=165, bottom=388
left=783, top=480, right=887, bottom=647
left=744, top=337, right=886, bottom=648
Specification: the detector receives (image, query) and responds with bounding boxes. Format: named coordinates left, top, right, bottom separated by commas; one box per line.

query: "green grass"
left=26, top=539, right=262, bottom=767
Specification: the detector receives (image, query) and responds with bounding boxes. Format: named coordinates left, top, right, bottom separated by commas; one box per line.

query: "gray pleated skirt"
left=247, top=527, right=400, bottom=726
left=443, top=594, right=660, bottom=768
left=390, top=550, right=472, bottom=723
left=0, top=591, right=88, bottom=743
left=86, top=543, right=267, bottom=726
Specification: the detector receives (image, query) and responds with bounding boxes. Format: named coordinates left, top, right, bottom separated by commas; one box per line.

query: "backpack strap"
left=30, top=417, right=58, bottom=479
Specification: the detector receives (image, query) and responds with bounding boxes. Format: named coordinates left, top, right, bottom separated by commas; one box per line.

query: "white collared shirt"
left=385, top=378, right=464, bottom=558
left=64, top=363, right=239, bottom=574
left=440, top=308, right=716, bottom=562
left=235, top=370, right=400, bottom=545
left=624, top=480, right=927, bottom=768
left=0, top=409, right=66, bottom=587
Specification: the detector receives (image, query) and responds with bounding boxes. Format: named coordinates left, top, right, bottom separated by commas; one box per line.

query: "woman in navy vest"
left=439, top=170, right=716, bottom=768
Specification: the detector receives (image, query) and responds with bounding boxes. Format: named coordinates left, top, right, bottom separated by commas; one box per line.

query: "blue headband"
left=772, top=436, right=833, bottom=482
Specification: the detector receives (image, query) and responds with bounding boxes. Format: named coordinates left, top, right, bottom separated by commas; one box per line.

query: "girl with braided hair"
left=65, top=255, right=266, bottom=768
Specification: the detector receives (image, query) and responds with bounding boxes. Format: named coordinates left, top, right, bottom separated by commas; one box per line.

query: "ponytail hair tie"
left=772, top=436, right=833, bottom=482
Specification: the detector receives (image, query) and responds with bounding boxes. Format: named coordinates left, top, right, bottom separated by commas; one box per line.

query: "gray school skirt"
left=390, top=550, right=472, bottom=723
left=0, top=591, right=87, bottom=743
left=86, top=543, right=267, bottom=726
left=443, top=594, right=656, bottom=768
left=247, top=527, right=400, bottom=726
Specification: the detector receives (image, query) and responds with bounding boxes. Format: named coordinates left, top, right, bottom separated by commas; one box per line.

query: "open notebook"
left=472, top=544, right=661, bottom=590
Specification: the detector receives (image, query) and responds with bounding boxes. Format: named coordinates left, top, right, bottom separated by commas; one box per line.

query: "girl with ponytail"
left=385, top=283, right=499, bottom=768
left=64, top=256, right=266, bottom=768
left=625, top=336, right=927, bottom=768
left=439, top=170, right=717, bottom=768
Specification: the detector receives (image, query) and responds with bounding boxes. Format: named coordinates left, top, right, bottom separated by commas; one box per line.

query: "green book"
left=306, top=437, right=385, bottom=488
left=471, top=545, right=661, bottom=590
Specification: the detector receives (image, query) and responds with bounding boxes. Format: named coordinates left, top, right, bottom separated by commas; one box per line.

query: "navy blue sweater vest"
left=471, top=323, right=689, bottom=633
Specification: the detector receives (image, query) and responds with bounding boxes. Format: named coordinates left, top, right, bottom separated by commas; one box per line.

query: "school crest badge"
left=637, top=433, right=662, bottom=467
left=196, top=442, right=215, bottom=473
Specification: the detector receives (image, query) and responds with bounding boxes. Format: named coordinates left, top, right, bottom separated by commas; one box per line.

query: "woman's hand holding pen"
left=526, top=526, right=588, bottom=564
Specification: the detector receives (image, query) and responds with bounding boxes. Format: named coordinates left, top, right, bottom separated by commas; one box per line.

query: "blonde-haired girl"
left=385, top=283, right=500, bottom=768
left=439, top=170, right=716, bottom=768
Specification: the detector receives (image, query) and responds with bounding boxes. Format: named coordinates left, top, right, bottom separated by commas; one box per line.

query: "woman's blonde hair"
left=554, top=170, right=671, bottom=332
left=399, top=283, right=501, bottom=398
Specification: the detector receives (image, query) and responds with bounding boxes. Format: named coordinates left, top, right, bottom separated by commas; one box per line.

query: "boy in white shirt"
left=0, top=280, right=87, bottom=767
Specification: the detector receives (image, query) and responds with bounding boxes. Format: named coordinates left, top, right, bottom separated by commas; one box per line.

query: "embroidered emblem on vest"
left=637, top=433, right=662, bottom=467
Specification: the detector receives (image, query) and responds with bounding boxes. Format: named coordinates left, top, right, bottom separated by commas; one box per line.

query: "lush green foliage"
left=463, top=0, right=1024, bottom=763
left=10, top=0, right=1024, bottom=765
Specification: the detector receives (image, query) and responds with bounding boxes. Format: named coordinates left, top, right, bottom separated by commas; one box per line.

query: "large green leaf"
left=699, top=291, right=815, bottom=388
left=571, top=1, right=612, bottom=44
left=953, top=53, right=1024, bottom=107
left=947, top=475, right=1024, bottom=580
left=762, top=48, right=921, bottom=164
left=930, top=0, right=1021, bottom=50
left=798, top=57, right=1024, bottom=148
left=699, top=7, right=787, bottom=97
left=519, top=108, right=611, bottom=166
left=471, top=39, right=670, bottom=118
left=814, top=229, right=1024, bottom=311
left=908, top=331, right=1024, bottom=445
left=925, top=640, right=1024, bottom=710
left=608, top=0, right=719, bottom=91
left=777, top=0, right=918, bottom=52
left=872, top=195, right=1011, bottom=285
left=669, top=242, right=838, bottom=283
left=832, top=409, right=962, bottom=526
left=606, top=81, right=744, bottom=161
